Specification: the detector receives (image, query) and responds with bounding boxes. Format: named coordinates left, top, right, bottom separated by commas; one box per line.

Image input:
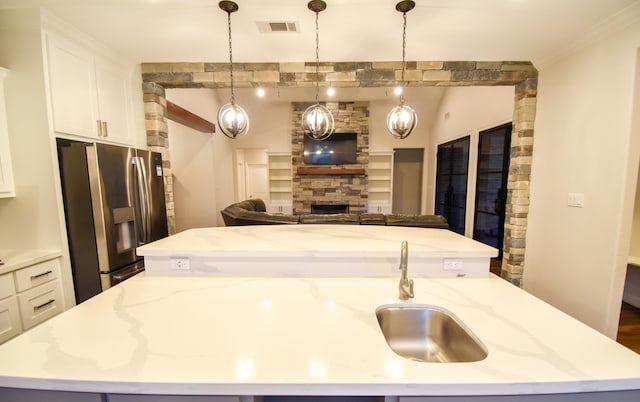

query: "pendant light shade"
left=303, top=103, right=334, bottom=140
left=386, top=103, right=417, bottom=139
left=218, top=1, right=249, bottom=139
left=302, top=0, right=334, bottom=141
left=218, top=103, right=249, bottom=138
left=387, top=0, right=417, bottom=139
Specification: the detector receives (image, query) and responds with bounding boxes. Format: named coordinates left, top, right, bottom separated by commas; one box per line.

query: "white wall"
left=426, top=86, right=515, bottom=234
left=166, top=89, right=234, bottom=230
left=524, top=20, right=640, bottom=337
left=228, top=89, right=292, bottom=153
left=0, top=9, right=75, bottom=307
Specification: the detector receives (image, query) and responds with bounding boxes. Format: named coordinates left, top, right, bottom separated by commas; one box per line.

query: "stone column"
left=142, top=82, right=175, bottom=235
left=502, top=77, right=537, bottom=286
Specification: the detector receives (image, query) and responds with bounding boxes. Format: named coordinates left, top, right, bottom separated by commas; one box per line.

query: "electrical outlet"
left=443, top=258, right=463, bottom=271
left=171, top=258, right=190, bottom=270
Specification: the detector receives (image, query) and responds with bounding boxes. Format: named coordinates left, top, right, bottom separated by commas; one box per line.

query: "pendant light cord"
left=314, top=10, right=320, bottom=104
left=227, top=10, right=235, bottom=105
left=400, top=11, right=407, bottom=105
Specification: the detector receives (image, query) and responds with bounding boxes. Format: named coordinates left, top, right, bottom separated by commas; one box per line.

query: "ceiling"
left=0, top=0, right=638, bottom=65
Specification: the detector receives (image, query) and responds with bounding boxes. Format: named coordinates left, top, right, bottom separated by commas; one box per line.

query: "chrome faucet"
left=398, top=240, right=414, bottom=300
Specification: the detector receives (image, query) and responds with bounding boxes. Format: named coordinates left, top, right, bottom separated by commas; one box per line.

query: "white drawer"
left=0, top=296, right=21, bottom=344
left=17, top=280, right=63, bottom=330
left=0, top=273, right=14, bottom=300
left=14, top=259, right=60, bottom=292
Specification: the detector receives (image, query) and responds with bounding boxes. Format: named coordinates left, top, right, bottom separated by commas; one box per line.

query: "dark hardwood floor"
left=617, top=302, right=640, bottom=354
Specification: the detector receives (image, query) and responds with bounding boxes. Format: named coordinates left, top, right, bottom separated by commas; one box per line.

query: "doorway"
left=434, top=136, right=470, bottom=235
left=392, top=148, right=424, bottom=215
left=245, top=163, right=269, bottom=200
left=473, top=123, right=512, bottom=258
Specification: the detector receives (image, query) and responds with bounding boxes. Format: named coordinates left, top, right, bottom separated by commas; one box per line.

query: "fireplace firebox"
left=311, top=203, right=349, bottom=214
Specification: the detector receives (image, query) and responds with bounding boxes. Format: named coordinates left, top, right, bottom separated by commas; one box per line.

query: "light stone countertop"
left=0, top=249, right=62, bottom=276
left=137, top=225, right=498, bottom=277
left=138, top=225, right=496, bottom=258
left=0, top=274, right=639, bottom=397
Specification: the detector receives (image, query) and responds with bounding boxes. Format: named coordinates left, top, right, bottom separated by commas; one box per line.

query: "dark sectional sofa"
left=221, top=199, right=449, bottom=229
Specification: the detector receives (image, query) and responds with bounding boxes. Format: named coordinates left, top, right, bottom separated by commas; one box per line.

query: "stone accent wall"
left=142, top=82, right=175, bottom=235
left=291, top=101, right=369, bottom=214
left=141, top=61, right=538, bottom=286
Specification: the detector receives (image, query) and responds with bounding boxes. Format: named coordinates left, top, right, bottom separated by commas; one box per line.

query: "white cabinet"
left=0, top=273, right=21, bottom=344
left=14, top=258, right=63, bottom=331
left=46, top=33, right=132, bottom=145
left=267, top=153, right=293, bottom=213
left=0, top=258, right=63, bottom=343
left=0, top=67, right=15, bottom=198
left=368, top=152, right=393, bottom=213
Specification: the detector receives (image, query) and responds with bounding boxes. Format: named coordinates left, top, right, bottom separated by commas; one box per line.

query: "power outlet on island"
left=443, top=258, right=463, bottom=271
left=171, top=257, right=190, bottom=270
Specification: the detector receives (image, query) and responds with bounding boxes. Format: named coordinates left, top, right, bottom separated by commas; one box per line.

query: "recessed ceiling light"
left=326, top=87, right=335, bottom=97
left=256, top=87, right=266, bottom=97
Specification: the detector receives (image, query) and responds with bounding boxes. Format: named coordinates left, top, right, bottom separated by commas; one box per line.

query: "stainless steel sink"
left=375, top=304, right=488, bottom=363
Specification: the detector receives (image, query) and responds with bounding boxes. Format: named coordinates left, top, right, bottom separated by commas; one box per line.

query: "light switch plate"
left=568, top=193, right=585, bottom=208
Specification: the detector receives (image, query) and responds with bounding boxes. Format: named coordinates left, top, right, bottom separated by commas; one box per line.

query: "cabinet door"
left=0, top=297, right=21, bottom=344
left=95, top=61, right=132, bottom=145
left=47, top=34, right=100, bottom=138
left=17, top=280, right=63, bottom=330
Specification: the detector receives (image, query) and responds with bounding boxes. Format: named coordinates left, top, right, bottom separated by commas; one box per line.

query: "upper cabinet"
left=46, top=33, right=133, bottom=145
left=0, top=67, right=16, bottom=198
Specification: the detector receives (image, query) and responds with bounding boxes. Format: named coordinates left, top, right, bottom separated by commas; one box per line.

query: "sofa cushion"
left=359, top=213, right=386, bottom=225
left=221, top=205, right=298, bottom=226
left=298, top=213, right=360, bottom=225
left=384, top=214, right=449, bottom=229
left=233, top=198, right=267, bottom=212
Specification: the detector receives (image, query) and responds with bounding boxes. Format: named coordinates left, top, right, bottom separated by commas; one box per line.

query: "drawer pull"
left=31, top=270, right=53, bottom=280
left=34, top=299, right=55, bottom=311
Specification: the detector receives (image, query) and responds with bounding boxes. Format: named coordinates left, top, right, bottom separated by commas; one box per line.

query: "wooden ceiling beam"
left=166, top=100, right=215, bottom=133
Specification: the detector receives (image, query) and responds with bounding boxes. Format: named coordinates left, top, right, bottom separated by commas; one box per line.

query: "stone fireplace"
left=291, top=101, right=369, bottom=214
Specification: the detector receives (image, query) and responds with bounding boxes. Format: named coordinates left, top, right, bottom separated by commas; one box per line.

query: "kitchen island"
left=0, top=226, right=639, bottom=401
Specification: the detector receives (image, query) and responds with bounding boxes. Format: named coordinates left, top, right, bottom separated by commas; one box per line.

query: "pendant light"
left=386, top=0, right=418, bottom=139
left=217, top=1, right=249, bottom=139
left=302, top=0, right=334, bottom=141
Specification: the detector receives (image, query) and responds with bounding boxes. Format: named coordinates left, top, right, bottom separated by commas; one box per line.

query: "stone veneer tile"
left=253, top=70, right=280, bottom=82
left=193, top=72, right=214, bottom=83
left=416, top=61, right=444, bottom=70
left=423, top=70, right=452, bottom=81
left=170, top=63, right=205, bottom=73
left=396, top=69, right=423, bottom=82
left=326, top=71, right=356, bottom=81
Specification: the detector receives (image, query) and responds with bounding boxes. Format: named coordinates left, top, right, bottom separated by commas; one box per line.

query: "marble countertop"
left=0, top=249, right=62, bottom=276
left=138, top=226, right=498, bottom=277
left=0, top=274, right=639, bottom=396
left=138, top=225, right=497, bottom=258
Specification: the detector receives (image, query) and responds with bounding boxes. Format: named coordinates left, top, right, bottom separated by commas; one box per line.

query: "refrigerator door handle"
left=139, top=158, right=152, bottom=244
left=133, top=157, right=149, bottom=246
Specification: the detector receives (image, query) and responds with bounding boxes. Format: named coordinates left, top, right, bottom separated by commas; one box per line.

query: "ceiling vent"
left=256, top=21, right=299, bottom=33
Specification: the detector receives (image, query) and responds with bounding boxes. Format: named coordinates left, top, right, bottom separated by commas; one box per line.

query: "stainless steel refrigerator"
left=57, top=139, right=168, bottom=303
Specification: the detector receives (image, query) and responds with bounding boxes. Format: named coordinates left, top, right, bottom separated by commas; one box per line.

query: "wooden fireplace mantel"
left=297, top=167, right=365, bottom=175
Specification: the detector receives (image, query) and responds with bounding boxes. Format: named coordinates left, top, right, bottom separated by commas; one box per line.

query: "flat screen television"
left=303, top=132, right=358, bottom=165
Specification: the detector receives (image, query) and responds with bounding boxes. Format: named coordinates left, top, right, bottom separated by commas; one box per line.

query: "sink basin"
left=375, top=304, right=487, bottom=363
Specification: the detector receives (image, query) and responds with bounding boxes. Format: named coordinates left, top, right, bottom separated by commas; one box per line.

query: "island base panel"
left=2, top=389, right=640, bottom=402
